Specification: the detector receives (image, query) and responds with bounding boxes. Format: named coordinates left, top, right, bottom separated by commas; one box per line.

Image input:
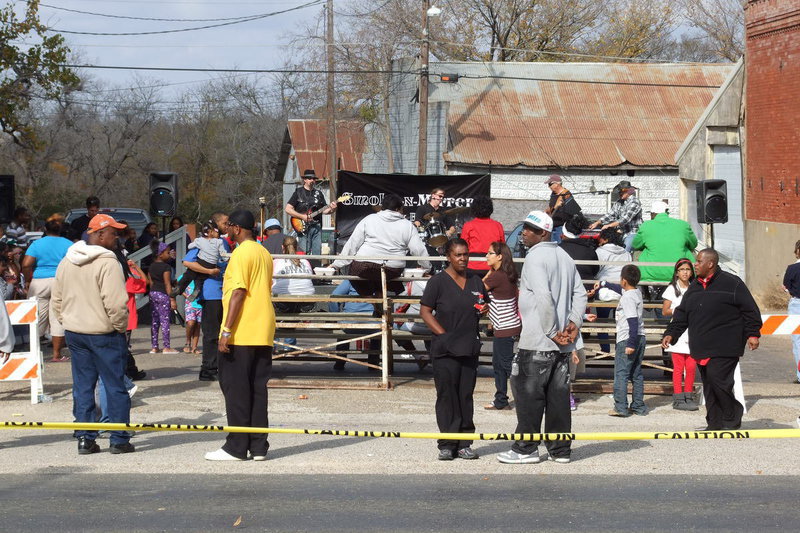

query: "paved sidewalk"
left=1, top=326, right=798, bottom=476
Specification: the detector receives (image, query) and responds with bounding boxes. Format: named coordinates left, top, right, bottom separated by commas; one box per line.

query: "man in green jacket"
left=632, top=201, right=698, bottom=283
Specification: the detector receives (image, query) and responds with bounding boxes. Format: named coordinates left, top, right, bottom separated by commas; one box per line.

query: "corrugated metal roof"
left=286, top=119, right=365, bottom=179
left=433, top=62, right=733, bottom=168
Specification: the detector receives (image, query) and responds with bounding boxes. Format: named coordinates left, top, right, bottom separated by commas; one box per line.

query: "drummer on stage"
left=414, top=187, right=457, bottom=237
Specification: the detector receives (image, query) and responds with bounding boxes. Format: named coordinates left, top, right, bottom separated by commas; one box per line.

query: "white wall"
left=449, top=166, right=682, bottom=221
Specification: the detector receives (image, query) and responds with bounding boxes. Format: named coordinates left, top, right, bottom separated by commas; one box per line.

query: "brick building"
left=744, top=0, right=800, bottom=306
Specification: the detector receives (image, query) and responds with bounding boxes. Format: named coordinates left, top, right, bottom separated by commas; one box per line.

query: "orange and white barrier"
left=0, top=298, right=43, bottom=404
left=760, top=315, right=800, bottom=335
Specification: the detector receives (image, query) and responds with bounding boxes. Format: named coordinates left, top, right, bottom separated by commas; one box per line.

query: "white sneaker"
left=549, top=455, right=571, bottom=464
left=204, top=448, right=244, bottom=461
left=128, top=384, right=138, bottom=399
left=250, top=454, right=267, bottom=462
left=497, top=450, right=543, bottom=464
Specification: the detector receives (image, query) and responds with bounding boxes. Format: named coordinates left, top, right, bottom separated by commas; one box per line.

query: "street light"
left=427, top=4, right=441, bottom=16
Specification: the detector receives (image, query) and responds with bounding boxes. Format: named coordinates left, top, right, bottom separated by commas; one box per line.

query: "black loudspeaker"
left=696, top=179, right=728, bottom=224
left=0, top=175, right=14, bottom=224
left=149, top=172, right=178, bottom=217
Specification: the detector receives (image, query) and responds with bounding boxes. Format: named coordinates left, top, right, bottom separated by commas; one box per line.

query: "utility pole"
left=417, top=0, right=430, bottom=175
left=326, top=0, right=337, bottom=199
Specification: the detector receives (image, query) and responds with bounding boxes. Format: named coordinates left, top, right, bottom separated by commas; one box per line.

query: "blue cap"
left=264, top=218, right=281, bottom=230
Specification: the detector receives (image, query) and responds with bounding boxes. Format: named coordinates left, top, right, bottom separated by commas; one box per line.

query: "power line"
left=63, top=63, right=726, bottom=89
left=428, top=39, right=704, bottom=65
left=334, top=0, right=395, bottom=17
left=65, top=64, right=410, bottom=74
left=37, top=1, right=279, bottom=22
left=46, top=0, right=304, bottom=4
left=58, top=41, right=412, bottom=49
left=46, top=0, right=324, bottom=36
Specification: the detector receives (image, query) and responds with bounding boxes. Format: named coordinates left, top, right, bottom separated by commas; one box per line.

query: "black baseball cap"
left=228, top=209, right=256, bottom=231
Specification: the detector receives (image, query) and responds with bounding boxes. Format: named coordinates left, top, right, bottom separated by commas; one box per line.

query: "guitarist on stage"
left=284, top=169, right=337, bottom=264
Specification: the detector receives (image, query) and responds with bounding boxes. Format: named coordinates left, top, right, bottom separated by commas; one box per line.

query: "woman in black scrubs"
left=420, top=238, right=488, bottom=461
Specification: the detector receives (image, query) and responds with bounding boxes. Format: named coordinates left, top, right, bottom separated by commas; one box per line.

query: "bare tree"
left=681, top=0, right=745, bottom=61
left=583, top=0, right=678, bottom=60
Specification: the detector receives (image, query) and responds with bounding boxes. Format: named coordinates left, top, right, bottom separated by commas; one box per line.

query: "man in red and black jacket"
left=662, top=248, right=762, bottom=431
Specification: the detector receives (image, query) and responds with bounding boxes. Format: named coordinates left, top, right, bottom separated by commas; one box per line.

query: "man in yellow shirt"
left=205, top=209, right=276, bottom=461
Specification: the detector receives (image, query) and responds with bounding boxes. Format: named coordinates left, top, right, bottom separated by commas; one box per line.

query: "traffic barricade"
left=0, top=298, right=43, bottom=404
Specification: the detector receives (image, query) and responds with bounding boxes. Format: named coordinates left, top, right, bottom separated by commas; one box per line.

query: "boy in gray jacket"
left=497, top=210, right=587, bottom=465
left=593, top=264, right=647, bottom=417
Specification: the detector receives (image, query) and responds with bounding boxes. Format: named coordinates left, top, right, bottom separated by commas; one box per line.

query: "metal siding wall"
left=712, top=145, right=745, bottom=276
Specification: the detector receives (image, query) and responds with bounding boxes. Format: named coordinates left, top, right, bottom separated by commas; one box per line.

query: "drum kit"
left=419, top=206, right=469, bottom=247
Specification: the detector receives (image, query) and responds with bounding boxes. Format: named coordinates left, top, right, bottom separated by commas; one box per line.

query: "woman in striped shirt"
left=482, top=241, right=522, bottom=410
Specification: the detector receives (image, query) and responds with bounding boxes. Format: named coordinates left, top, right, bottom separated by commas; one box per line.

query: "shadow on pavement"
left=266, top=435, right=364, bottom=459
left=474, top=438, right=651, bottom=461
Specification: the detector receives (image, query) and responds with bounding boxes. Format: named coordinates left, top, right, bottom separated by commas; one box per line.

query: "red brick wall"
left=745, top=0, right=800, bottom=223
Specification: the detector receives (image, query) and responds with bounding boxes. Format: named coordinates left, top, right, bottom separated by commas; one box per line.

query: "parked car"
left=505, top=222, right=528, bottom=258
left=65, top=207, right=152, bottom=237
left=505, top=218, right=603, bottom=258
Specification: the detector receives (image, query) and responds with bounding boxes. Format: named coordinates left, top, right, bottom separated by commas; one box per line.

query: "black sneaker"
left=78, top=437, right=100, bottom=455
left=199, top=372, right=218, bottom=382
left=128, top=370, right=147, bottom=381
left=457, top=447, right=479, bottom=460
left=109, top=442, right=135, bottom=454
left=437, top=449, right=455, bottom=461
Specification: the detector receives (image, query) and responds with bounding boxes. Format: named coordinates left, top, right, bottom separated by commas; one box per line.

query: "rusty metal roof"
left=435, top=62, right=733, bottom=168
left=285, top=119, right=365, bottom=179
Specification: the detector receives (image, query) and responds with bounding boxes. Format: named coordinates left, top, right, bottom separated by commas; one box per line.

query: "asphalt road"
left=4, top=474, right=799, bottom=532
left=2, top=329, right=799, bottom=532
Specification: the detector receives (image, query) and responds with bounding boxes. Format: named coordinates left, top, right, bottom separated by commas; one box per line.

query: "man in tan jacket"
left=52, top=214, right=132, bottom=455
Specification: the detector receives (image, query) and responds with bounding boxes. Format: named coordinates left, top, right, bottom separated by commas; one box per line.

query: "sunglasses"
left=486, top=251, right=498, bottom=255
left=303, top=177, right=316, bottom=180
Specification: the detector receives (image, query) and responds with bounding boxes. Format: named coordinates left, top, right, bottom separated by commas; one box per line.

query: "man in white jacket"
left=497, top=210, right=587, bottom=465
left=331, top=193, right=430, bottom=299
left=52, top=214, right=131, bottom=456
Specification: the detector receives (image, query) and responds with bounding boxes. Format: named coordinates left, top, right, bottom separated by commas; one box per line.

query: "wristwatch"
left=221, top=331, right=232, bottom=338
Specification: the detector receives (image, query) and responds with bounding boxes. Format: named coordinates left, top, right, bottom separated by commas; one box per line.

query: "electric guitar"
left=290, top=194, right=352, bottom=236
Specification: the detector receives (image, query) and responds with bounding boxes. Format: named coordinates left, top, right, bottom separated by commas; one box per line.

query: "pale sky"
left=32, top=0, right=328, bottom=95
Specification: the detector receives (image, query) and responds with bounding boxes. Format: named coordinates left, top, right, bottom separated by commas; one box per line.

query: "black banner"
left=336, top=171, right=491, bottom=240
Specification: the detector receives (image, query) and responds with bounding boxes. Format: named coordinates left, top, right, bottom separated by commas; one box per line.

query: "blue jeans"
left=790, top=298, right=800, bottom=381
left=510, top=350, right=572, bottom=458
left=596, top=306, right=613, bottom=353
left=97, top=375, right=135, bottom=423
left=280, top=338, right=297, bottom=350
left=491, top=336, right=515, bottom=408
left=67, top=330, right=131, bottom=445
left=297, top=223, right=321, bottom=257
left=613, top=336, right=647, bottom=414
left=623, top=231, right=637, bottom=252
left=551, top=226, right=564, bottom=243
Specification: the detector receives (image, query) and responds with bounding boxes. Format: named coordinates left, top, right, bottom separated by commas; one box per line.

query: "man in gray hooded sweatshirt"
left=497, top=210, right=587, bottom=464
left=52, top=214, right=131, bottom=456
left=331, top=193, right=430, bottom=298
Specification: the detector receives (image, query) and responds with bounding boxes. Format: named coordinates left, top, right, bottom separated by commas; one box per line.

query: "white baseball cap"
left=650, top=200, right=669, bottom=214
left=523, top=210, right=554, bottom=233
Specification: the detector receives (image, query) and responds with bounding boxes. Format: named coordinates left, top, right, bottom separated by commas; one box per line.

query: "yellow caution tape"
left=2, top=421, right=800, bottom=441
